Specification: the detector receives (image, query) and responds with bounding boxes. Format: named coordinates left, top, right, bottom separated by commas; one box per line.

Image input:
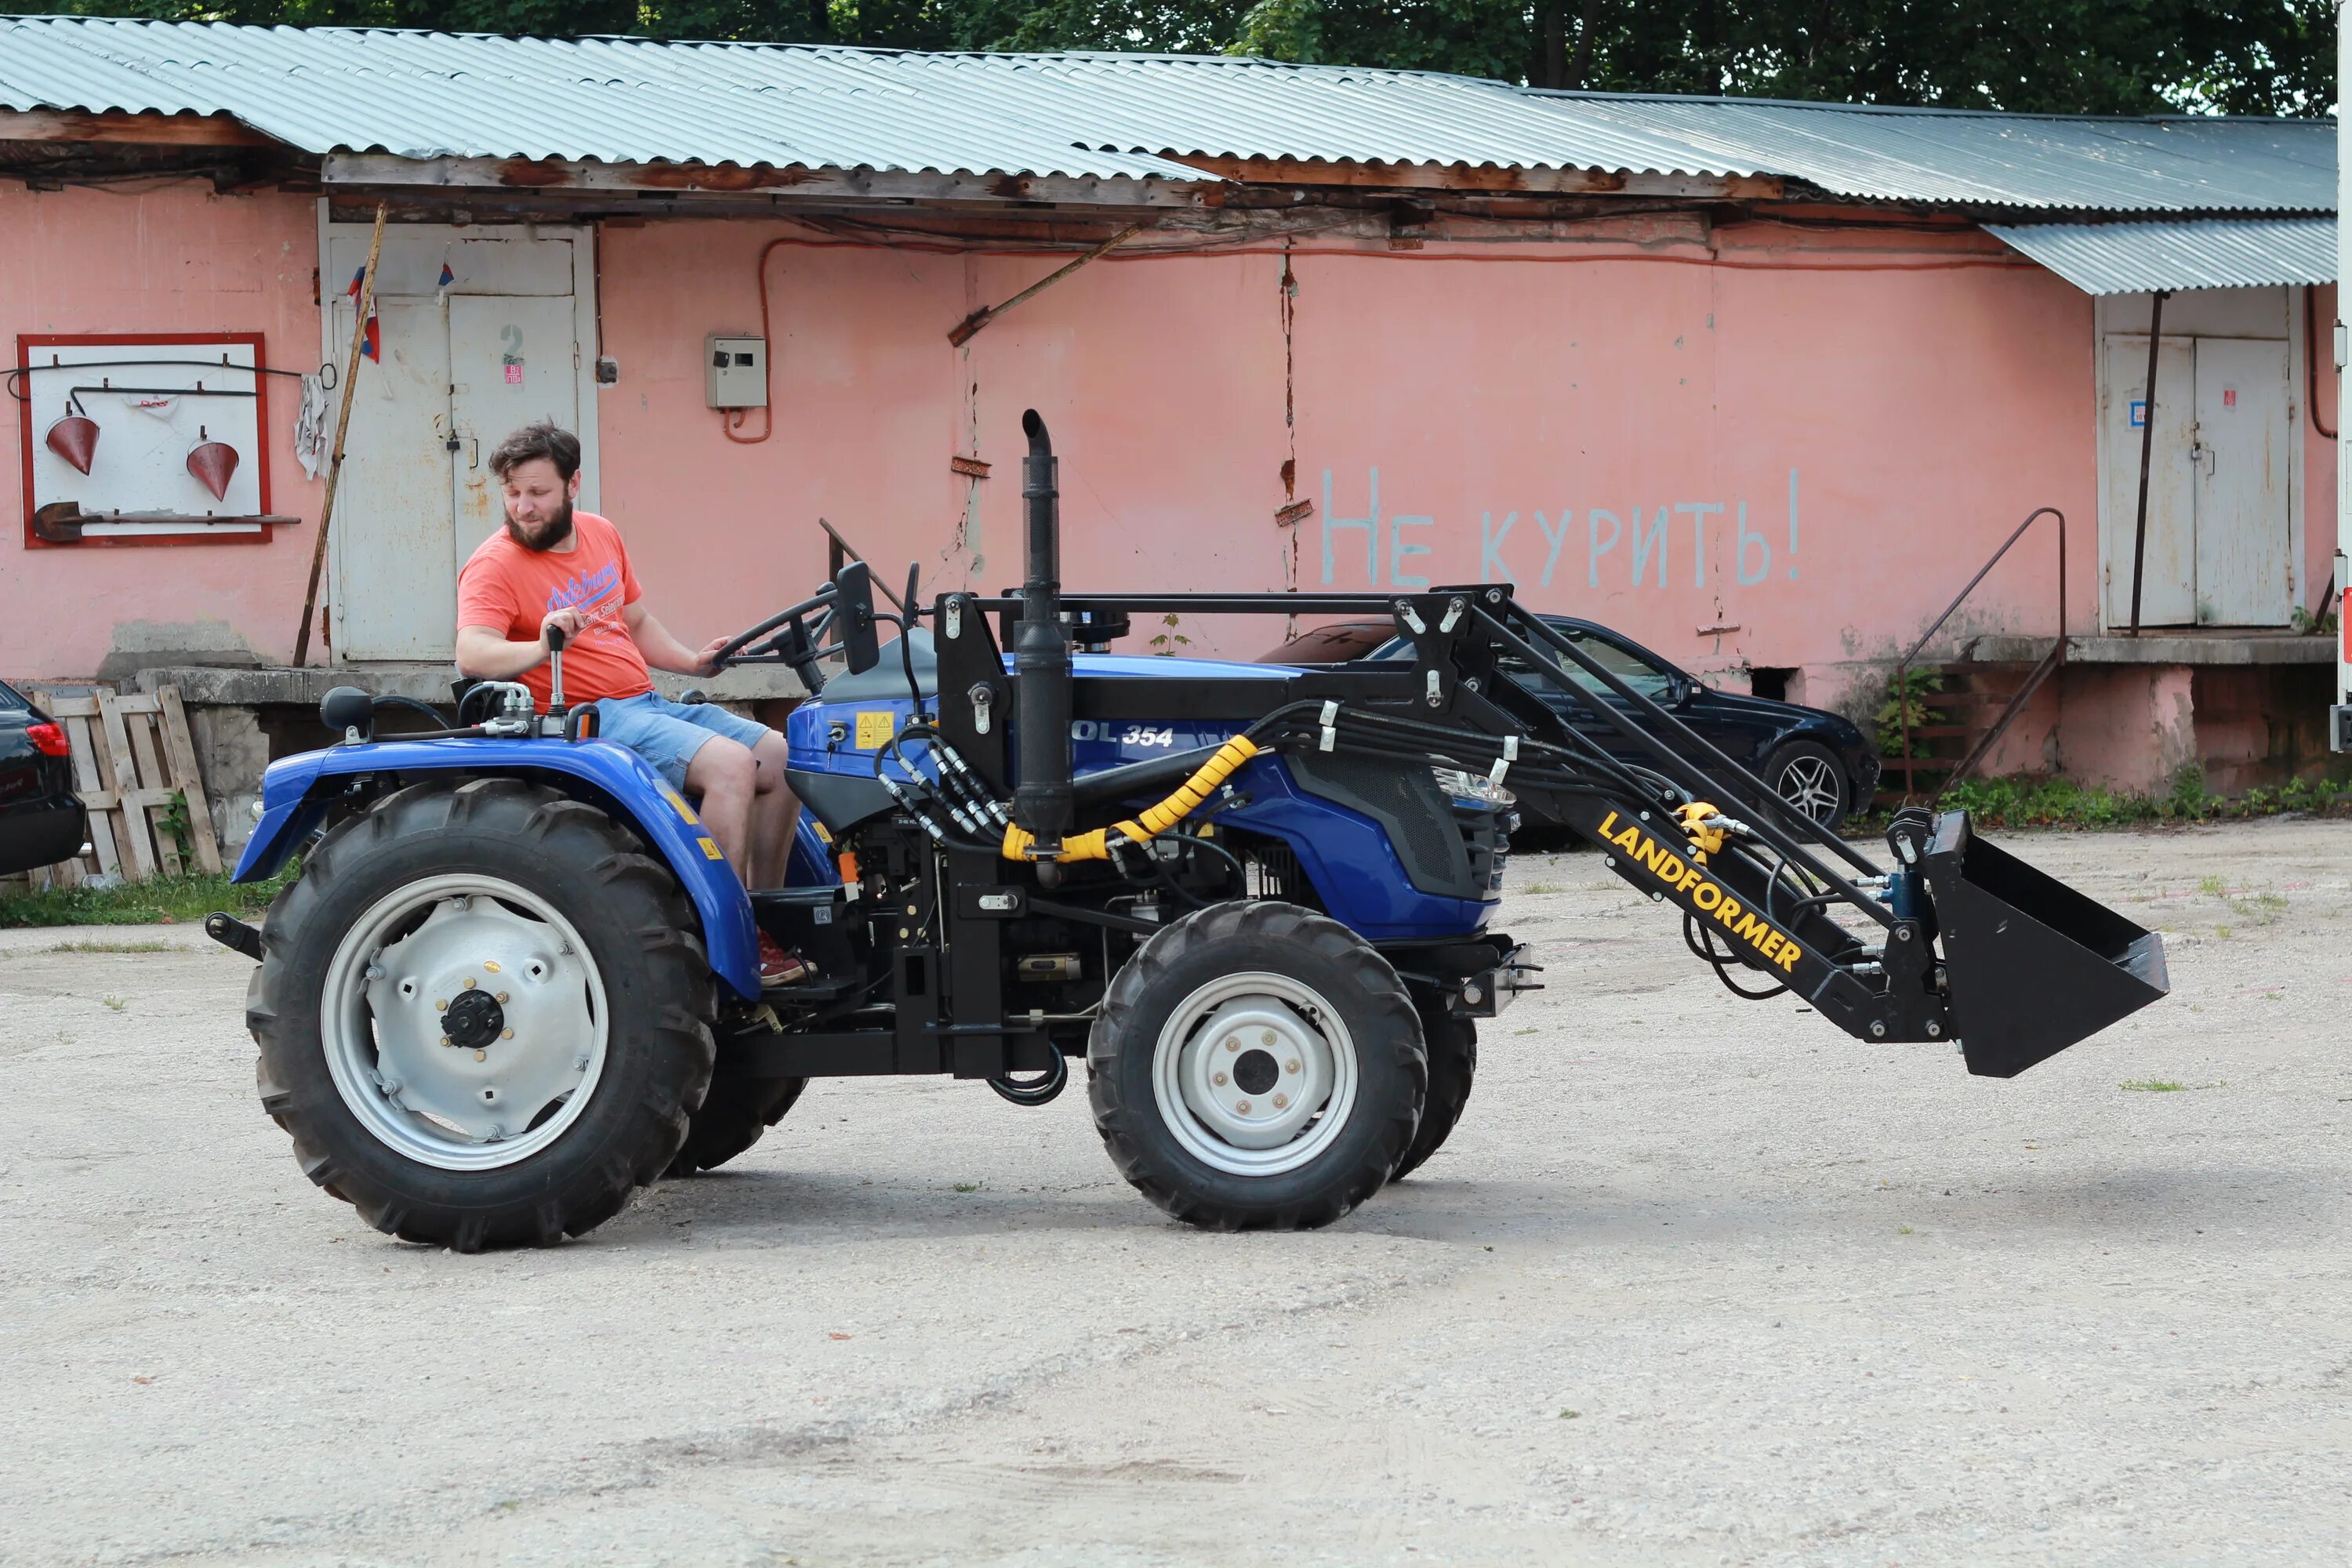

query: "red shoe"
left=756, top=931, right=815, bottom=987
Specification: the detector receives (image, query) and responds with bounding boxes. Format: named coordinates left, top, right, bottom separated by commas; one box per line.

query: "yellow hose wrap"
left=1674, top=800, right=1726, bottom=861
left=1000, top=735, right=1262, bottom=862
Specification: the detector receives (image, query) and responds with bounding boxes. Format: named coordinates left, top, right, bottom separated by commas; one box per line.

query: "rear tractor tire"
left=248, top=778, right=717, bottom=1250
left=668, top=1075, right=807, bottom=1177
left=1088, top=901, right=1427, bottom=1230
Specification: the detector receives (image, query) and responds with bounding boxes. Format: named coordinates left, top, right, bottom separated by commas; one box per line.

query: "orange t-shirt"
left=456, top=510, right=655, bottom=710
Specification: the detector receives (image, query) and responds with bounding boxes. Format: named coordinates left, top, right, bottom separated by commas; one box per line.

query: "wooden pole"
left=292, top=201, right=387, bottom=667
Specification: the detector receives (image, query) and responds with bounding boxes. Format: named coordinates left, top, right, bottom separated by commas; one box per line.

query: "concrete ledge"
left=1962, top=633, right=2336, bottom=667
left=130, top=661, right=811, bottom=707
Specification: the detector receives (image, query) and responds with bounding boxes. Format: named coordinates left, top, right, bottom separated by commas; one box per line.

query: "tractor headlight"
left=1431, top=766, right=1515, bottom=809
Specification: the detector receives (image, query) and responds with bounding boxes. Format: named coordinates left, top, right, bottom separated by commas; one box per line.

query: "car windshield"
left=1370, top=625, right=1679, bottom=701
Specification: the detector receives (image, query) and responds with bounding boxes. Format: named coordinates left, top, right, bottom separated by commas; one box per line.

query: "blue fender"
left=232, top=735, right=833, bottom=1002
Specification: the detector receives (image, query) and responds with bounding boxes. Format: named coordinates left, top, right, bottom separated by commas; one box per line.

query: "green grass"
left=2121, top=1079, right=2190, bottom=1093
left=1858, top=767, right=2352, bottom=832
left=43, top=938, right=176, bottom=954
left=0, top=864, right=296, bottom=930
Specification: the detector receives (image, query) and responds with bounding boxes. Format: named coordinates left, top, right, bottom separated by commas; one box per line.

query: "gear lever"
left=545, top=622, right=568, bottom=718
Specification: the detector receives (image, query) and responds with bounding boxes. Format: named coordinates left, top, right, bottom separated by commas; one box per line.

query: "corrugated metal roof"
left=1, top=18, right=2330, bottom=214
left=1523, top=92, right=2336, bottom=213
left=1983, top=217, right=2336, bottom=294
left=0, top=17, right=1748, bottom=180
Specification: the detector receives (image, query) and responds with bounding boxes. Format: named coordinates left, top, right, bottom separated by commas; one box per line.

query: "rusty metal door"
left=2100, top=335, right=2197, bottom=628
left=448, top=292, right=580, bottom=572
left=327, top=296, right=454, bottom=660
left=2190, top=337, right=2292, bottom=626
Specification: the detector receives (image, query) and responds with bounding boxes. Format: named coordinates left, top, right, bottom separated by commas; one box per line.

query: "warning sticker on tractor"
left=854, top=710, right=896, bottom=750
left=662, top=788, right=699, bottom=825
left=696, top=836, right=725, bottom=861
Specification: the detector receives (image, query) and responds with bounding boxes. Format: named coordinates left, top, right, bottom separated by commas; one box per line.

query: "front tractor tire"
left=1390, top=1007, right=1476, bottom=1183
left=1088, top=901, right=1427, bottom=1230
left=249, top=779, right=717, bottom=1250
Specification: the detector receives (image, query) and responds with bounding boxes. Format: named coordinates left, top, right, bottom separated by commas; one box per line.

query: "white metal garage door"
left=319, top=220, right=598, bottom=662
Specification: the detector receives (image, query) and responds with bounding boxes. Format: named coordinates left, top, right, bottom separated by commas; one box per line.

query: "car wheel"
left=1764, top=739, right=1849, bottom=829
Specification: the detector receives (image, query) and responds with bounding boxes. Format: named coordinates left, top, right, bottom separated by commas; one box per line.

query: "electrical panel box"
left=705, top=335, right=767, bottom=409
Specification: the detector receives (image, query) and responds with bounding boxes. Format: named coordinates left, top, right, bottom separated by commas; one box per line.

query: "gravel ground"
left=2, top=817, right=2347, bottom=1568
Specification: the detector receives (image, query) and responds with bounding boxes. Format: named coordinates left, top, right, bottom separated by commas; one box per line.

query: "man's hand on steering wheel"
left=692, top=635, right=730, bottom=677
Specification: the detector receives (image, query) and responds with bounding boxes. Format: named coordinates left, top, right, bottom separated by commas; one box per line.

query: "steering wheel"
left=710, top=561, right=887, bottom=684
left=709, top=584, right=839, bottom=670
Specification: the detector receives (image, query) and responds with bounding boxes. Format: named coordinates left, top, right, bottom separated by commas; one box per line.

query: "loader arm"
left=927, top=583, right=2166, bottom=1077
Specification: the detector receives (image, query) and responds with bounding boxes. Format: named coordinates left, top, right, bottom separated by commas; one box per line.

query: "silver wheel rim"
left=1777, top=753, right=1843, bottom=822
left=1152, top=971, right=1358, bottom=1178
left=321, top=873, right=608, bottom=1172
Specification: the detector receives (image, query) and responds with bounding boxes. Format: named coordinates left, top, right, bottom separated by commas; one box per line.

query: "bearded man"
left=454, top=421, right=808, bottom=984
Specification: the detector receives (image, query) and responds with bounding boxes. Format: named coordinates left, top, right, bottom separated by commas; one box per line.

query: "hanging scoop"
left=187, top=430, right=240, bottom=501
left=45, top=414, right=100, bottom=475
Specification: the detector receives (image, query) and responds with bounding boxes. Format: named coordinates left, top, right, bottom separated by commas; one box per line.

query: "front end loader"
left=212, top=411, right=2167, bottom=1249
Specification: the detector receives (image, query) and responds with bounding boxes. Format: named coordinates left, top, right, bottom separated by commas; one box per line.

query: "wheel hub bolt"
left=501, top=1028, right=514, bottom=1040
left=1213, top=1072, right=1229, bottom=1086
left=1225, top=1037, right=1240, bottom=1052
left=1272, top=1093, right=1289, bottom=1110
left=1235, top=1099, right=1252, bottom=1113
left=474, top=1050, right=487, bottom=1062
left=436, top=1000, right=449, bottom=1012
left=463, top=978, right=477, bottom=990
left=1261, top=1030, right=1276, bottom=1047
left=495, top=992, right=509, bottom=1004
left=1285, top=1058, right=1301, bottom=1074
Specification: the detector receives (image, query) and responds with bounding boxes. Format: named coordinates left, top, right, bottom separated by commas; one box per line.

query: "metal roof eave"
left=1984, top=216, right=2337, bottom=295
left=319, top=151, right=1218, bottom=209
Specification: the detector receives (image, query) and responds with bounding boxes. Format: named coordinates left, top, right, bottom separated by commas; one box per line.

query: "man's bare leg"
left=747, top=730, right=800, bottom=890
left=684, top=735, right=757, bottom=877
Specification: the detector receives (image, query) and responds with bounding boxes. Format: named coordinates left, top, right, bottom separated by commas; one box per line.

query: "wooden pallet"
left=25, top=687, right=221, bottom=887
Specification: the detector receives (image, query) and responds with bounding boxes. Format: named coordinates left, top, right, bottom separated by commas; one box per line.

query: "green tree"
left=29, top=0, right=2338, bottom=114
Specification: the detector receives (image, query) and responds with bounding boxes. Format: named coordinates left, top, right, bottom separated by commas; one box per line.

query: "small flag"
left=438, top=261, right=456, bottom=289
left=347, top=265, right=379, bottom=360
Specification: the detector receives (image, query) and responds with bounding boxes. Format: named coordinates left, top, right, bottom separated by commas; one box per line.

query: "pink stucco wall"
left=2, top=182, right=2335, bottom=751
left=0, top=182, right=322, bottom=678
left=593, top=216, right=2111, bottom=709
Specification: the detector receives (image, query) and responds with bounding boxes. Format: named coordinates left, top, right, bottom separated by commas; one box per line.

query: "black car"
left=1261, top=618, right=1881, bottom=829
left=0, top=680, right=89, bottom=877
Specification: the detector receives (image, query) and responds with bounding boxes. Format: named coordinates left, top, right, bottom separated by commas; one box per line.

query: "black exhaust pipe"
left=1011, top=410, right=1073, bottom=857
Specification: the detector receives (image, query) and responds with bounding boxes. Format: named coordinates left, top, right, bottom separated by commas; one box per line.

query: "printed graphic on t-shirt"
left=546, top=558, right=630, bottom=651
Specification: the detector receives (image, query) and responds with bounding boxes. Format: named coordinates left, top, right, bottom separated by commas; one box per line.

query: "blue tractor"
left=210, top=413, right=2169, bottom=1250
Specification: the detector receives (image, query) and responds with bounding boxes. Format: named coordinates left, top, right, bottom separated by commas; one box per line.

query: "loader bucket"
left=1920, top=811, right=2169, bottom=1079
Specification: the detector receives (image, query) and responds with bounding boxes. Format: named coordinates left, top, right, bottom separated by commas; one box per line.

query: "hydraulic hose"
left=1001, top=736, right=1261, bottom=862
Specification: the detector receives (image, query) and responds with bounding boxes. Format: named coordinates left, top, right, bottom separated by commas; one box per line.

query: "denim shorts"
left=591, top=691, right=770, bottom=791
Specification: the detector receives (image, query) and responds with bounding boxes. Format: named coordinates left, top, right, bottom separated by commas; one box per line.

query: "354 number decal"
left=1070, top=721, right=1178, bottom=747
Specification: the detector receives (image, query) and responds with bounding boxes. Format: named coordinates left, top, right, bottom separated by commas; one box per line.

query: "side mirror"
left=1670, top=677, right=1698, bottom=708
left=320, top=686, right=374, bottom=742
left=833, top=560, right=880, bottom=675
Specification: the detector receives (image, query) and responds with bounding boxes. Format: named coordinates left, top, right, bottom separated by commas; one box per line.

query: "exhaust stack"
left=1011, top=410, right=1073, bottom=856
